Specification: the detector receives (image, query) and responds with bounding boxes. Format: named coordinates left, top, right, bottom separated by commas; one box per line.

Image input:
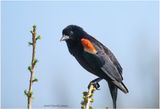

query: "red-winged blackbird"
left=60, top=25, right=128, bottom=109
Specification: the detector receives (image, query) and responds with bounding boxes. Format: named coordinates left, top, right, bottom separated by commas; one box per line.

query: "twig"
left=24, top=25, right=40, bottom=109
left=81, top=83, right=97, bottom=109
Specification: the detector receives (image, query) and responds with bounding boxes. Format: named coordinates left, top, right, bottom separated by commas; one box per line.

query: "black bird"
left=60, top=25, right=128, bottom=109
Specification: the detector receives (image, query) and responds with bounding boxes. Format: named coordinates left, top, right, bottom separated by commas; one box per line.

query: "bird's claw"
left=88, top=81, right=100, bottom=90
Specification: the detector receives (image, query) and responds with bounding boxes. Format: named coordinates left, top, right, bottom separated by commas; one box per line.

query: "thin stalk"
left=27, top=25, right=37, bottom=109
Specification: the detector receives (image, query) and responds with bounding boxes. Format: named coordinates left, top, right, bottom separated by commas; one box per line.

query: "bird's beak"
left=60, top=35, right=70, bottom=41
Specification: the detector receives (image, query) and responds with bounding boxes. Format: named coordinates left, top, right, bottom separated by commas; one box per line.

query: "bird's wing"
left=102, top=46, right=123, bottom=74
left=81, top=37, right=123, bottom=82
left=98, top=51, right=123, bottom=82
left=91, top=37, right=123, bottom=74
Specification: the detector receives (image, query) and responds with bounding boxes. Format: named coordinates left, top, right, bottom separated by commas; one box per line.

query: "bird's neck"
left=66, top=40, right=83, bottom=56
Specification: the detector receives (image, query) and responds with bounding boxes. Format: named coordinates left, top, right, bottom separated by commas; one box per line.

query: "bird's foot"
left=88, top=80, right=100, bottom=90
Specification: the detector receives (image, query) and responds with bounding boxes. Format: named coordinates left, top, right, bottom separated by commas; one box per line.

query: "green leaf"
left=28, top=42, right=33, bottom=46
left=91, top=98, right=94, bottom=103
left=24, top=89, right=28, bottom=96
left=81, top=106, right=85, bottom=109
left=81, top=101, right=84, bottom=105
left=105, top=107, right=109, bottom=109
left=30, top=30, right=33, bottom=33
left=28, top=66, right=32, bottom=72
left=33, top=59, right=38, bottom=66
left=28, top=91, right=33, bottom=97
left=32, top=25, right=36, bottom=33
left=32, top=78, right=38, bottom=83
left=33, top=25, right=36, bottom=28
left=83, top=91, right=88, bottom=96
left=89, top=106, right=93, bottom=109
left=83, top=96, right=88, bottom=103
left=36, top=35, right=41, bottom=40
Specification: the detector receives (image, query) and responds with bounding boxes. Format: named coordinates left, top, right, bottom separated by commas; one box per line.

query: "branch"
left=81, top=83, right=97, bottom=109
left=24, top=25, right=40, bottom=109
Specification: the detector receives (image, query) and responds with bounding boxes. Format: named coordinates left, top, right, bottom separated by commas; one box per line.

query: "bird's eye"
left=70, top=31, right=73, bottom=35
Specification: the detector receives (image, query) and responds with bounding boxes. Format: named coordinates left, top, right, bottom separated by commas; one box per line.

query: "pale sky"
left=2, top=1, right=159, bottom=108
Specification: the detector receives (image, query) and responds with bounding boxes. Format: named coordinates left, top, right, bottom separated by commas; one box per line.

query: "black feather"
left=62, top=25, right=129, bottom=109
left=108, top=81, right=118, bottom=109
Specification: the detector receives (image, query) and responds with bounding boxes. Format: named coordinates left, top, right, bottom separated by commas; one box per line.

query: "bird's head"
left=60, top=25, right=87, bottom=42
left=60, top=25, right=97, bottom=54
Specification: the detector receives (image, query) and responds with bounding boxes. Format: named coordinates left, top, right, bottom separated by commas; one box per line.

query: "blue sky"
left=1, top=1, right=159, bottom=108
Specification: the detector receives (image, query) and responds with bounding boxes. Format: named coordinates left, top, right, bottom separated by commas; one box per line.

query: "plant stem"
left=86, top=84, right=96, bottom=109
left=81, top=83, right=97, bottom=109
left=27, top=26, right=37, bottom=109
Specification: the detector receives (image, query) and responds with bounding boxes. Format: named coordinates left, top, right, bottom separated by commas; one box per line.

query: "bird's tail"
left=112, top=80, right=129, bottom=94
left=108, top=82, right=117, bottom=109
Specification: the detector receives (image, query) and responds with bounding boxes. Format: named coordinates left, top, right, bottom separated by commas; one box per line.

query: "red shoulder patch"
left=81, top=38, right=97, bottom=54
